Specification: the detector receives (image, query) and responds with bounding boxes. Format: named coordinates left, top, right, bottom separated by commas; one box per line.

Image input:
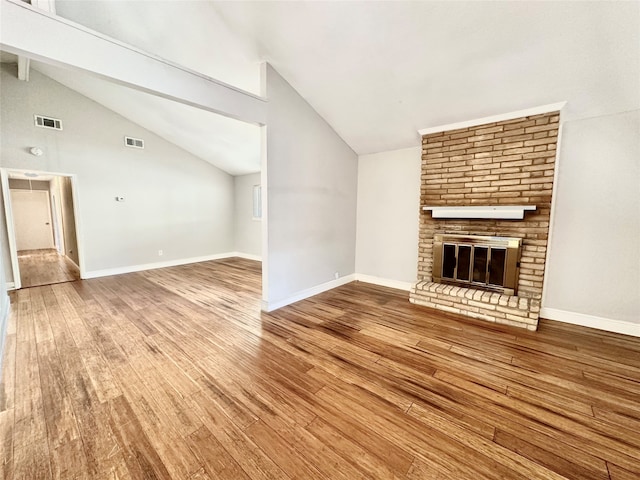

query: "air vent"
left=124, top=136, right=144, bottom=149
left=34, top=114, right=62, bottom=130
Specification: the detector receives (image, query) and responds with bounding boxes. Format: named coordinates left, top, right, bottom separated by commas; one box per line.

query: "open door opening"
left=1, top=169, right=82, bottom=289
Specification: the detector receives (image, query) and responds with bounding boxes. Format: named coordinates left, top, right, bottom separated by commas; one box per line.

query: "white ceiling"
left=34, top=1, right=640, bottom=158
left=0, top=52, right=262, bottom=176
left=30, top=61, right=262, bottom=176
left=209, top=1, right=639, bottom=153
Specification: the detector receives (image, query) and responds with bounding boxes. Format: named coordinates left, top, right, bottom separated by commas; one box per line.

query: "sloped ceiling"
left=30, top=62, right=262, bottom=176
left=0, top=52, right=261, bottom=176
left=53, top=1, right=639, bottom=156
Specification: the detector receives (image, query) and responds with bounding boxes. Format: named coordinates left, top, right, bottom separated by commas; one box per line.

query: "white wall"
left=354, top=111, right=640, bottom=334
left=0, top=65, right=235, bottom=280
left=234, top=172, right=261, bottom=259
left=264, top=64, right=358, bottom=309
left=543, top=109, right=640, bottom=328
left=355, top=147, right=421, bottom=288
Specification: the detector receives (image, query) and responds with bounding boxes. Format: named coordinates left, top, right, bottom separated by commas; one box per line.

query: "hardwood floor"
left=1, top=257, right=639, bottom=479
left=17, top=249, right=80, bottom=288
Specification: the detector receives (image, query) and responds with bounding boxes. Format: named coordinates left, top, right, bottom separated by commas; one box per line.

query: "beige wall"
left=59, top=176, right=79, bottom=266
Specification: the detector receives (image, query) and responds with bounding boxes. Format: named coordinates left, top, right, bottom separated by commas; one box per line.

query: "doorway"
left=1, top=169, right=83, bottom=289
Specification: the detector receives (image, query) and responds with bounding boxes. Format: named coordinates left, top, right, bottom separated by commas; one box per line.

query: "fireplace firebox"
left=432, top=234, right=522, bottom=295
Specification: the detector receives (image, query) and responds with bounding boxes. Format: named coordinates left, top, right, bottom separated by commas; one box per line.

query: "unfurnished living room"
left=0, top=0, right=638, bottom=479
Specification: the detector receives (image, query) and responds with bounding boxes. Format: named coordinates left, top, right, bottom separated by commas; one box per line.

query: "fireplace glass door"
left=434, top=235, right=521, bottom=295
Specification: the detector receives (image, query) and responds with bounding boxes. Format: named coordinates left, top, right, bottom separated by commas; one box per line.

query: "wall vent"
left=34, top=114, right=62, bottom=130
left=124, top=136, right=144, bottom=149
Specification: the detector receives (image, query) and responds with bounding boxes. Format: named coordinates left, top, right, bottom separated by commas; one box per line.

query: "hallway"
left=17, top=248, right=80, bottom=288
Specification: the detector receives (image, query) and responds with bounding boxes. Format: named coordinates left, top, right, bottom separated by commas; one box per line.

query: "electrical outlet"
left=158, top=250, right=163, bottom=256
left=334, top=272, right=339, bottom=279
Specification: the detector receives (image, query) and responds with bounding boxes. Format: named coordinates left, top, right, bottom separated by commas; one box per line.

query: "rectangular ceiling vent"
left=34, top=114, right=62, bottom=130
left=124, top=136, right=144, bottom=149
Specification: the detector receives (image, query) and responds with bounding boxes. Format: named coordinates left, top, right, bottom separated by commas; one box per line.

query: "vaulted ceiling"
left=31, top=61, right=263, bottom=176
left=19, top=1, right=640, bottom=172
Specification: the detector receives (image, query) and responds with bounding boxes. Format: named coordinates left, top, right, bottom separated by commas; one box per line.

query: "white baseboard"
left=262, top=274, right=356, bottom=312
left=354, top=274, right=413, bottom=291
left=83, top=252, right=237, bottom=279
left=232, top=252, right=262, bottom=262
left=541, top=307, right=640, bottom=338
left=65, top=255, right=80, bottom=269
left=6, top=282, right=16, bottom=291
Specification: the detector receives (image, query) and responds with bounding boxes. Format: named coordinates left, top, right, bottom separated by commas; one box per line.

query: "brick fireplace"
left=410, top=110, right=560, bottom=330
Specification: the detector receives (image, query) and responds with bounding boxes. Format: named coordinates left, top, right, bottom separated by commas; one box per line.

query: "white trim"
left=83, top=252, right=237, bottom=279
left=355, top=274, right=412, bottom=291
left=233, top=252, right=262, bottom=262
left=69, top=174, right=87, bottom=280
left=261, top=274, right=356, bottom=312
left=6, top=282, right=16, bottom=291
left=50, top=187, right=64, bottom=255
left=418, top=102, right=567, bottom=135
left=3, top=167, right=79, bottom=178
left=541, top=307, right=640, bottom=338
left=0, top=169, right=21, bottom=290
left=422, top=205, right=536, bottom=220
left=259, top=118, right=269, bottom=307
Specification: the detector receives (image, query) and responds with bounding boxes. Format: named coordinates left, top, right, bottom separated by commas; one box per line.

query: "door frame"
left=50, top=190, right=65, bottom=255
left=1, top=168, right=86, bottom=289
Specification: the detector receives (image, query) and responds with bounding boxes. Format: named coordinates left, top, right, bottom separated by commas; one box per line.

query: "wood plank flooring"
left=1, top=257, right=639, bottom=479
left=17, top=249, right=80, bottom=288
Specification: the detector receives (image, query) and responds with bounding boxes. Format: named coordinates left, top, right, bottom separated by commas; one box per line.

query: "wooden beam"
left=0, top=0, right=267, bottom=125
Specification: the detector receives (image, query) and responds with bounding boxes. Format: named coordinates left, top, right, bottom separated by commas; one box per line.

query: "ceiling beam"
left=0, top=0, right=267, bottom=125
left=30, top=0, right=56, bottom=14
left=17, top=55, right=29, bottom=81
